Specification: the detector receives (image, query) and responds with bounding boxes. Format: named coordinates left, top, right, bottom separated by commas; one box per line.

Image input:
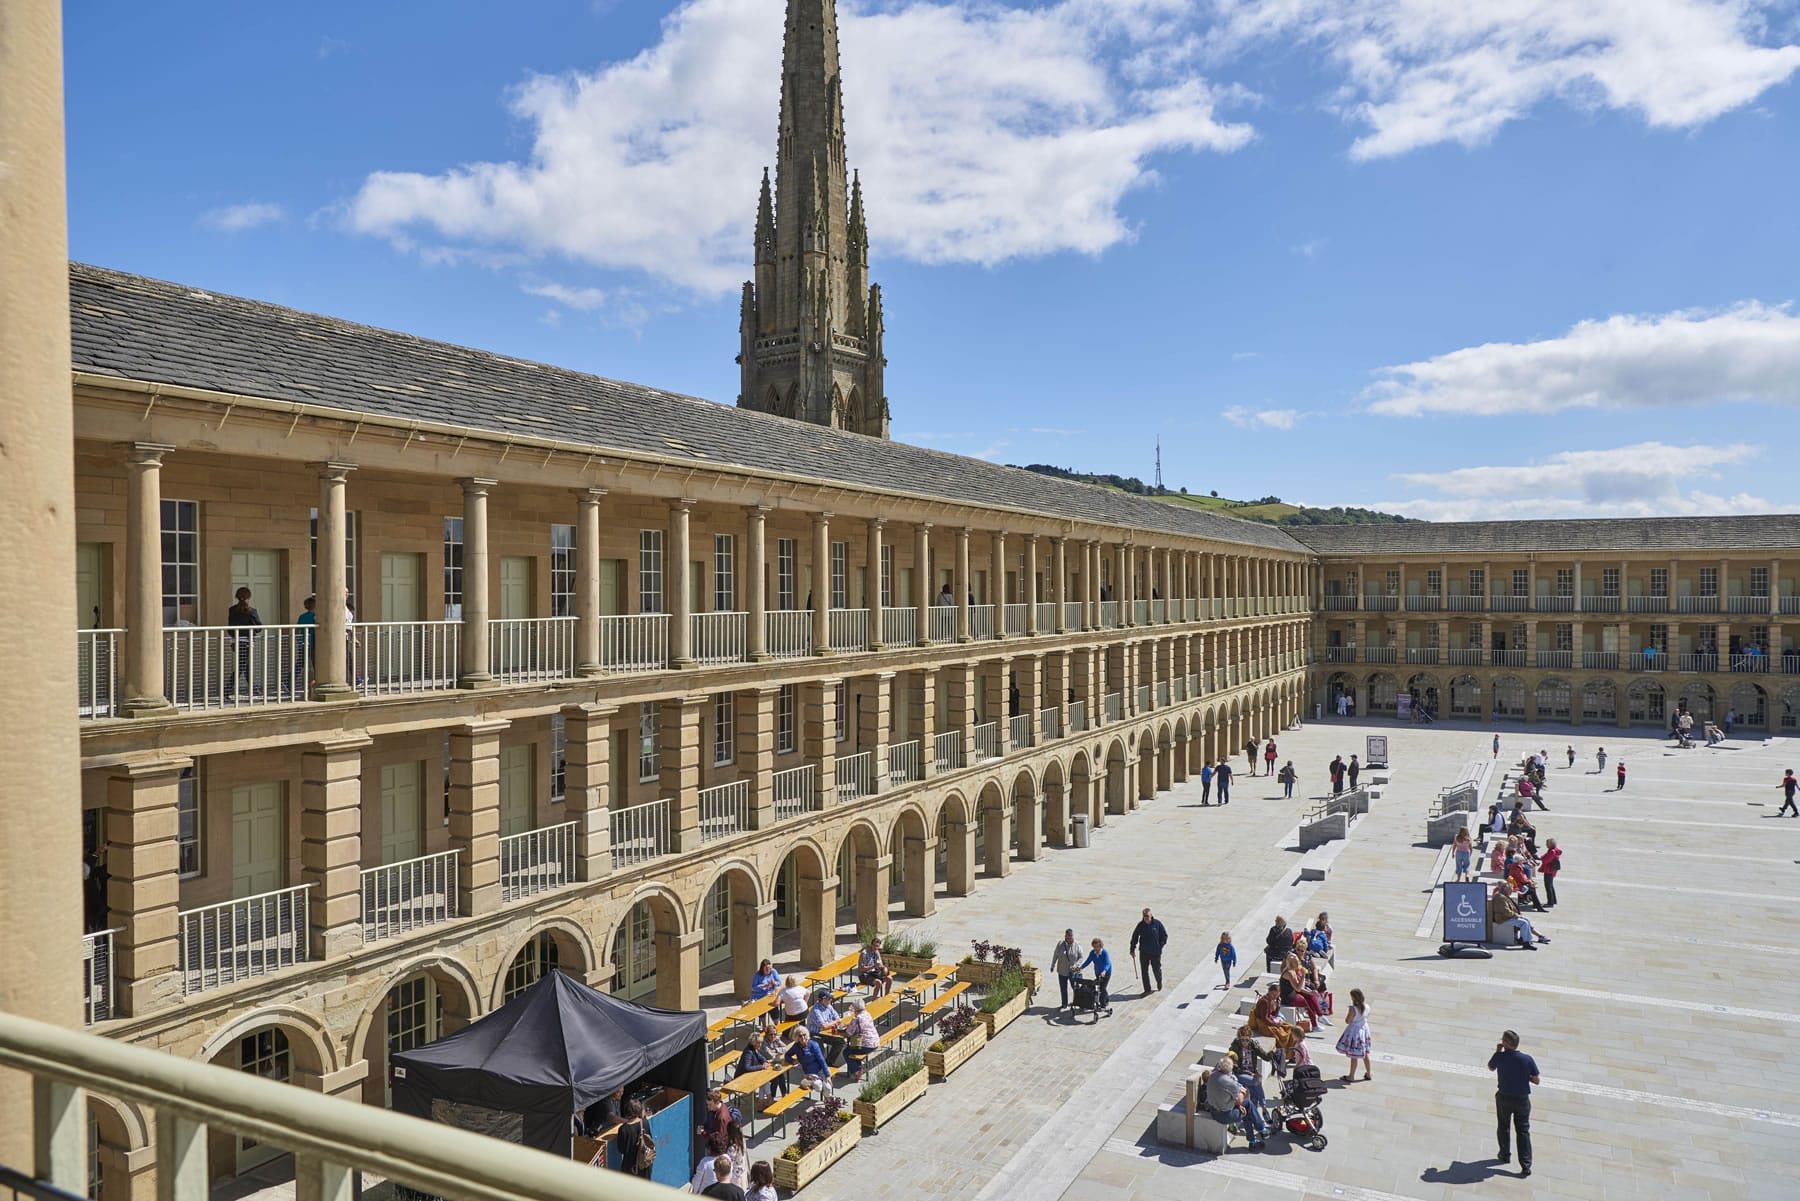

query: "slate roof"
left=1290, top=516, right=1800, bottom=556
left=69, top=264, right=1307, bottom=553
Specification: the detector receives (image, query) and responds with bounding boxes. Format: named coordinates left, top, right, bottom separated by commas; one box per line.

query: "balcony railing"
left=1150, top=599, right=1168, bottom=623
left=1324, top=646, right=1356, bottom=663
left=165, top=624, right=310, bottom=710
left=609, top=800, right=671, bottom=869
left=1583, top=651, right=1619, bottom=670
left=1404, top=595, right=1442, bottom=611
left=354, top=620, right=460, bottom=695
left=697, top=779, right=750, bottom=843
left=1491, top=594, right=1529, bottom=611
left=499, top=821, right=577, bottom=903
left=1446, top=595, right=1484, bottom=611
left=1068, top=699, right=1086, bottom=733
left=1728, top=654, right=1771, bottom=673
left=829, top=608, right=871, bottom=653
left=1323, top=596, right=1357, bottom=611
left=600, top=612, right=668, bottom=672
left=1728, top=595, right=1769, bottom=613
left=1157, top=681, right=1171, bottom=708
left=1365, top=595, right=1398, bottom=611
left=77, top=629, right=123, bottom=718
left=178, top=883, right=312, bottom=995
left=836, top=751, right=875, bottom=802
left=1099, top=601, right=1120, bottom=628
left=1188, top=673, right=1199, bottom=697
left=1136, top=684, right=1152, bottom=713
left=1536, top=595, right=1575, bottom=611
left=1103, top=692, right=1123, bottom=722
left=1490, top=649, right=1525, bottom=667
left=1785, top=654, right=1800, bottom=674
left=489, top=616, right=575, bottom=683
left=1447, top=647, right=1483, bottom=666
left=1003, top=603, right=1029, bottom=636
left=1536, top=650, right=1573, bottom=669
left=360, top=849, right=459, bottom=942
left=970, top=605, right=996, bottom=640
left=888, top=739, right=922, bottom=785
left=1036, top=602, right=1058, bottom=631
left=82, top=929, right=115, bottom=1025
left=1039, top=705, right=1061, bottom=741
left=883, top=606, right=918, bottom=648
left=1677, top=595, right=1720, bottom=613
left=1173, top=677, right=1186, bottom=703
left=973, top=721, right=1000, bottom=760
left=1364, top=646, right=1397, bottom=664
left=933, top=730, right=963, bottom=772
left=1586, top=594, right=1622, bottom=611
left=1625, top=652, right=1665, bottom=671
left=766, top=609, right=813, bottom=658
left=1009, top=713, right=1032, bottom=749
left=927, top=605, right=958, bottom=644
left=691, top=611, right=748, bottom=665
left=1406, top=648, right=1439, bottom=665
left=1782, top=596, right=1800, bottom=615
left=1064, top=601, right=1084, bottom=629
left=1133, top=600, right=1150, bottom=625
left=1628, top=595, right=1670, bottom=612
left=1672, top=653, right=1715, bottom=673
left=773, top=764, right=815, bottom=822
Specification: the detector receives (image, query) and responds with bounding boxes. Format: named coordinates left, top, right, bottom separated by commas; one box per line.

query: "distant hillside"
left=1011, top=463, right=1421, bottom=527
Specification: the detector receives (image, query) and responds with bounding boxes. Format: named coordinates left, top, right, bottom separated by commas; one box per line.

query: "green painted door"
left=230, top=783, right=285, bottom=898
left=380, top=762, right=424, bottom=863
left=499, top=745, right=534, bottom=837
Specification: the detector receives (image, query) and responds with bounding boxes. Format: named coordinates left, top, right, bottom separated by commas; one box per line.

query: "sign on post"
left=1442, top=881, right=1489, bottom=946
left=1365, top=734, right=1389, bottom=768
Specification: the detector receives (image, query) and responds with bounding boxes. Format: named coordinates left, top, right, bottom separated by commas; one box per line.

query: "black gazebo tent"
left=390, top=970, right=707, bottom=1156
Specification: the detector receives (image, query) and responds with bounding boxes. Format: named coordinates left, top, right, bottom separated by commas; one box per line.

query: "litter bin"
left=1315, top=702, right=1323, bottom=721
left=1071, top=812, right=1090, bottom=848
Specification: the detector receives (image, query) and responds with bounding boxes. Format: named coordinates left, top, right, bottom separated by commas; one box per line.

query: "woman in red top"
left=1539, top=839, right=1563, bottom=908
left=1264, top=740, right=1278, bottom=775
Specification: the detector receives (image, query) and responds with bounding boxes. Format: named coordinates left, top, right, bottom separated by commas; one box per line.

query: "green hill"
left=1010, top=464, right=1416, bottom=527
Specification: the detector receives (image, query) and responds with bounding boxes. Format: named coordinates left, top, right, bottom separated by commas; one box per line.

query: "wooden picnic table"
left=725, top=993, right=777, bottom=1027
left=803, top=952, right=862, bottom=989
left=898, top=963, right=959, bottom=995
left=721, top=1062, right=794, bottom=1130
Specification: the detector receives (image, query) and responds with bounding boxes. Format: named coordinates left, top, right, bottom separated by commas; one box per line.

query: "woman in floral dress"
left=1336, top=988, right=1372, bottom=1082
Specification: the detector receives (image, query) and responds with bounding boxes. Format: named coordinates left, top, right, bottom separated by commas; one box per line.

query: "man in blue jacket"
left=1129, top=907, right=1169, bottom=992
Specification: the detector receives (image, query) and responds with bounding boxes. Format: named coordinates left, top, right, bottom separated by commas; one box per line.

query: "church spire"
left=737, top=0, right=889, bottom=438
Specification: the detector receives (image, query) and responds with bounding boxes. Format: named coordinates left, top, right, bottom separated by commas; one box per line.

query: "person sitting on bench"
left=857, top=937, right=892, bottom=997
left=837, top=997, right=881, bottom=1083
left=1489, top=882, right=1551, bottom=950
left=1204, top=1054, right=1268, bottom=1149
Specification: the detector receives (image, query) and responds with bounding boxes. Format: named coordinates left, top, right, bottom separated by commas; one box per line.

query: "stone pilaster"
left=448, top=719, right=509, bottom=917
left=654, top=928, right=704, bottom=1011
left=745, top=504, right=771, bottom=660
left=563, top=703, right=615, bottom=879
left=799, top=874, right=839, bottom=968
left=740, top=686, right=779, bottom=827
left=943, top=820, right=976, bottom=896
left=948, top=661, right=978, bottom=767
left=104, top=757, right=191, bottom=1015
left=660, top=694, right=706, bottom=851
left=805, top=678, right=840, bottom=807
left=860, top=672, right=893, bottom=791
left=854, top=853, right=891, bottom=935
left=910, top=668, right=938, bottom=778
left=300, top=734, right=371, bottom=959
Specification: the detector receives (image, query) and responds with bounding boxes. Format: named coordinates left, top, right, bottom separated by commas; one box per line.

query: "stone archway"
left=889, top=805, right=935, bottom=918
left=977, top=778, right=1012, bottom=879
left=1628, top=679, right=1666, bottom=725
left=493, top=918, right=594, bottom=1008
left=772, top=839, right=834, bottom=970
left=1043, top=757, right=1070, bottom=848
left=693, top=860, right=767, bottom=1000
left=1171, top=717, right=1190, bottom=785
left=835, top=821, right=890, bottom=940
left=1450, top=673, right=1481, bottom=717
left=940, top=792, right=976, bottom=897
left=1728, top=681, right=1767, bottom=729
left=201, top=1011, right=333, bottom=1180
left=1011, top=767, right=1042, bottom=862
left=1104, top=738, right=1128, bottom=816
left=1675, top=681, right=1716, bottom=724
left=353, top=957, right=482, bottom=1108
left=1136, top=733, right=1156, bottom=805
left=1582, top=679, right=1616, bottom=723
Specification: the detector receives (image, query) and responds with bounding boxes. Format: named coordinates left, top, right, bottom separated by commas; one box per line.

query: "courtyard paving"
left=764, top=717, right=1800, bottom=1201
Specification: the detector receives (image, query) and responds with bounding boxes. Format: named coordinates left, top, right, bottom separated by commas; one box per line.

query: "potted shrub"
left=975, top=967, right=1030, bottom=1037
left=923, top=1006, right=987, bottom=1079
left=850, top=1050, right=927, bottom=1131
left=958, top=939, right=1041, bottom=994
left=771, top=1094, right=861, bottom=1190
left=875, top=928, right=938, bottom=978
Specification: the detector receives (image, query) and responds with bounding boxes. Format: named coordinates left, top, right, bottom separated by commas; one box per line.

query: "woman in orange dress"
left=1250, top=982, right=1311, bottom=1059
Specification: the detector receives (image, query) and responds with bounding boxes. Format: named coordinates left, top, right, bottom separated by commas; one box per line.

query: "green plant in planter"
left=977, top=967, right=1026, bottom=1014
left=927, top=1005, right=980, bottom=1052
left=855, top=1051, right=924, bottom=1105
left=879, top=929, right=938, bottom=960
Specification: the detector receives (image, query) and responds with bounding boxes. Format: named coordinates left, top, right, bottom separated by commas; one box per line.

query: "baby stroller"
left=1068, top=974, right=1111, bottom=1022
left=1269, top=1064, right=1328, bottom=1150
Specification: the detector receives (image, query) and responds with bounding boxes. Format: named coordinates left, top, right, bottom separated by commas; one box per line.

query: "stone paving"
left=789, top=718, right=1800, bottom=1201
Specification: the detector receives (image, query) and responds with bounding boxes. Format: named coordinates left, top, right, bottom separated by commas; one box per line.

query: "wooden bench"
left=804, top=952, right=862, bottom=990
left=875, top=1019, right=915, bottom=1050
left=763, top=1084, right=813, bottom=1135
left=918, top=981, right=971, bottom=1019
left=708, top=1047, right=740, bottom=1082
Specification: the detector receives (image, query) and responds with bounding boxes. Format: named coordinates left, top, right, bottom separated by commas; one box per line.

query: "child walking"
left=1336, top=989, right=1372, bottom=1082
left=1453, top=827, right=1473, bottom=882
left=1616, top=761, right=1627, bottom=791
left=1214, top=932, right=1237, bottom=990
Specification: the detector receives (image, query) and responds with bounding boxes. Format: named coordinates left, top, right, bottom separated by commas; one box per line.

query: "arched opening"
left=1406, top=673, right=1441, bottom=717
left=1729, top=682, right=1767, bottom=729
left=940, top=794, right=976, bottom=897
left=1628, top=679, right=1666, bottom=725
left=358, top=962, right=479, bottom=1108
left=208, top=1026, right=299, bottom=1176
left=1136, top=735, right=1156, bottom=804
left=1104, top=739, right=1128, bottom=815
left=1582, top=679, right=1616, bottom=723
left=978, top=780, right=1011, bottom=879
left=500, top=924, right=589, bottom=1004
left=1326, top=673, right=1357, bottom=717
left=1367, top=673, right=1398, bottom=716
left=1450, top=674, right=1481, bottom=717
left=1780, top=685, right=1800, bottom=731
left=1675, top=682, right=1716, bottom=724
left=1012, top=768, right=1042, bottom=862
left=1042, top=758, right=1069, bottom=848
left=1535, top=678, right=1572, bottom=720
left=696, top=864, right=764, bottom=998
left=612, top=900, right=660, bottom=1002
left=773, top=841, right=833, bottom=969
left=839, top=823, right=888, bottom=938
left=1492, top=675, right=1526, bottom=719
left=891, top=806, right=934, bottom=917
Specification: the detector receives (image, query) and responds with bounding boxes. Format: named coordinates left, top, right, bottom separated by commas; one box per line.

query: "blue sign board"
left=1442, top=881, right=1489, bottom=944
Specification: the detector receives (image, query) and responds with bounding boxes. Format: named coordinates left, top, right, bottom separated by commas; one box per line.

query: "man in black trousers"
left=1129, top=907, right=1169, bottom=993
left=1488, top=1029, right=1540, bottom=1178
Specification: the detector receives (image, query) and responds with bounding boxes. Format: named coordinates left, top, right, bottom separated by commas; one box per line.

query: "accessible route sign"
left=1442, top=881, right=1489, bottom=945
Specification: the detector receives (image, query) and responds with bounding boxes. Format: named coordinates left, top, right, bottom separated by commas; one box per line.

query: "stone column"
left=861, top=672, right=893, bottom=792
left=314, top=462, right=357, bottom=699
left=734, top=901, right=777, bottom=1001
left=1051, top=649, right=1072, bottom=732
left=104, top=757, right=190, bottom=1015
left=956, top=527, right=973, bottom=642
left=119, top=443, right=178, bottom=716
left=745, top=504, right=770, bottom=660
left=564, top=703, right=615, bottom=880
left=300, top=735, right=369, bottom=959
left=668, top=499, right=696, bottom=668
left=1209, top=554, right=1220, bottom=618
left=943, top=820, right=976, bottom=896
left=854, top=852, right=892, bottom=936
left=654, top=928, right=703, bottom=1012
left=805, top=679, right=840, bottom=808
left=903, top=833, right=937, bottom=917
left=867, top=518, right=886, bottom=650
left=910, top=668, right=938, bottom=779
left=987, top=658, right=1011, bottom=754
left=740, top=686, right=779, bottom=828
left=576, top=489, right=605, bottom=676
left=660, top=694, right=705, bottom=851
left=948, top=661, right=978, bottom=767
left=1119, top=545, right=1133, bottom=625
left=1086, top=540, right=1101, bottom=628
left=914, top=523, right=933, bottom=620
left=448, top=719, right=508, bottom=917
left=1053, top=537, right=1068, bottom=633
left=813, top=513, right=834, bottom=654
left=1020, top=654, right=1044, bottom=746
left=799, top=875, right=839, bottom=968
left=981, top=803, right=1012, bottom=879
left=991, top=530, right=1008, bottom=638
left=458, top=478, right=496, bottom=687
left=1026, top=536, right=1041, bottom=636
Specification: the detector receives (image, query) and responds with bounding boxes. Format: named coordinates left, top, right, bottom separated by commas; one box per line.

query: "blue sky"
left=64, top=0, right=1800, bottom=520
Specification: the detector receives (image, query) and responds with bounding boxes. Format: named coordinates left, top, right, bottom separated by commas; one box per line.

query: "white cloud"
left=1223, top=404, right=1301, bottom=429
left=1207, top=0, right=1800, bottom=158
left=523, top=281, right=609, bottom=311
left=1364, top=301, right=1800, bottom=417
left=1289, top=238, right=1325, bottom=257
left=199, top=202, right=284, bottom=232
left=1379, top=441, right=1785, bottom=520
left=345, top=0, right=1252, bottom=293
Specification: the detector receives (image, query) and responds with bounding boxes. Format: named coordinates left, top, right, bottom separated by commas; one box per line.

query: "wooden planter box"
left=885, top=954, right=937, bottom=979
left=771, top=1113, right=861, bottom=1191
left=976, top=987, right=1029, bottom=1038
left=957, top=960, right=1041, bottom=994
left=924, top=1022, right=988, bottom=1078
left=851, top=1065, right=928, bottom=1131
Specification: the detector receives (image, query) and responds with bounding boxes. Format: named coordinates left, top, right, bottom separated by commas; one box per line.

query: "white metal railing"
left=773, top=764, right=815, bottom=821
left=1150, top=599, right=1167, bottom=623
left=766, top=609, right=813, bottom=658
left=165, top=624, right=310, bottom=709
left=1727, top=595, right=1768, bottom=614
left=1099, top=601, right=1120, bottom=628
left=82, top=929, right=116, bottom=1025
left=609, top=800, right=671, bottom=869
left=697, top=779, right=750, bottom=843
left=1104, top=692, right=1123, bottom=722
left=1040, top=705, right=1061, bottom=740
left=1009, top=713, right=1032, bottom=748
left=1188, top=673, right=1199, bottom=697
left=1036, top=602, right=1058, bottom=632
left=1157, top=681, right=1171, bottom=708
left=973, top=721, right=1000, bottom=760
left=77, top=628, right=123, bottom=718
left=360, top=850, right=460, bottom=942
left=928, top=605, right=959, bottom=643
left=970, top=604, right=996, bottom=639
left=934, top=729, right=963, bottom=772
left=354, top=620, right=460, bottom=695
left=489, top=616, right=576, bottom=682
left=1132, top=600, right=1150, bottom=625
left=178, top=883, right=312, bottom=994
left=691, top=611, right=748, bottom=665
left=829, top=608, right=871, bottom=652
left=888, top=739, right=922, bottom=785
left=600, top=612, right=668, bottom=672
left=1137, top=684, right=1152, bottom=712
left=1068, top=699, right=1086, bottom=733
left=499, top=821, right=577, bottom=902
left=836, top=750, right=875, bottom=802
left=1064, top=601, right=1084, bottom=629
left=883, top=606, right=919, bottom=648
left=1003, top=603, right=1029, bottom=636
left=1173, top=677, right=1186, bottom=702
